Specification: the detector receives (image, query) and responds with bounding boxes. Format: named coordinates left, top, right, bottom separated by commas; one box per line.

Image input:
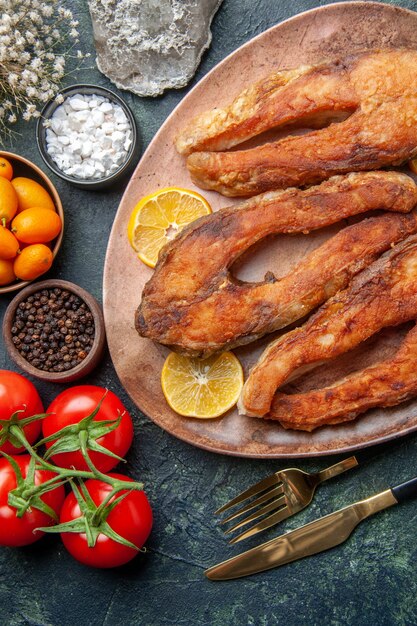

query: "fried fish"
left=239, top=234, right=417, bottom=417
left=269, top=324, right=417, bottom=431
left=177, top=49, right=417, bottom=197
left=136, top=171, right=417, bottom=356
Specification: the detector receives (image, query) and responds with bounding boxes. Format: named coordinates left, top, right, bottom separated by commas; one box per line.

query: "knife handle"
left=392, top=476, right=417, bottom=504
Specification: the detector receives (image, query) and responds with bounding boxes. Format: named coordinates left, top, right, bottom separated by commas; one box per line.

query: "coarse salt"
left=44, top=93, right=133, bottom=180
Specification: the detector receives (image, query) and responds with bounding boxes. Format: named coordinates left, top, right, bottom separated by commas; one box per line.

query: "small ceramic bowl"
left=0, top=151, right=64, bottom=295
left=2, top=279, right=106, bottom=383
left=36, top=84, right=140, bottom=190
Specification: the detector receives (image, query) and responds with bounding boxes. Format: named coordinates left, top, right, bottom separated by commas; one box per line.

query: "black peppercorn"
left=11, top=288, right=95, bottom=373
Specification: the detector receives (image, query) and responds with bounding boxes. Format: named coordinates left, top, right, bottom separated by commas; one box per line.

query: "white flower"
left=14, top=35, right=26, bottom=49
left=8, top=48, right=19, bottom=60
left=1, top=15, right=11, bottom=28
left=29, top=11, right=42, bottom=24
left=58, top=8, right=72, bottom=20
left=8, top=73, right=19, bottom=86
left=0, top=0, right=88, bottom=138
left=26, top=86, right=38, bottom=98
left=30, top=57, right=42, bottom=70
left=54, top=55, right=65, bottom=68
left=41, top=4, right=53, bottom=17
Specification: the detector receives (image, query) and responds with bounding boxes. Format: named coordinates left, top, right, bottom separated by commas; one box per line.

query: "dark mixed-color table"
left=1, top=1, right=417, bottom=624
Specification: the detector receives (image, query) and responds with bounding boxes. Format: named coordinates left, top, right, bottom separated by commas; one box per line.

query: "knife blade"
left=206, top=483, right=408, bottom=581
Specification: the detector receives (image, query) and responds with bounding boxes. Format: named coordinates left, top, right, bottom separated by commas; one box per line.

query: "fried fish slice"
left=136, top=171, right=417, bottom=356
left=179, top=49, right=417, bottom=197
left=269, top=323, right=417, bottom=431
left=175, top=62, right=357, bottom=155
left=239, top=235, right=417, bottom=417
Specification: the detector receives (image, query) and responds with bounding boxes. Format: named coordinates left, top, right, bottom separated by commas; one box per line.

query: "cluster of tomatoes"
left=0, top=370, right=153, bottom=569
left=0, top=157, right=62, bottom=286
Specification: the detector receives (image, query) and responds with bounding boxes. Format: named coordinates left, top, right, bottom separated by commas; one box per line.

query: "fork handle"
left=316, top=456, right=359, bottom=482
left=318, top=436, right=415, bottom=485
left=318, top=439, right=407, bottom=483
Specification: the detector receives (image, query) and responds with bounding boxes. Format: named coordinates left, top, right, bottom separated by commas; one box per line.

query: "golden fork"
left=216, top=450, right=379, bottom=544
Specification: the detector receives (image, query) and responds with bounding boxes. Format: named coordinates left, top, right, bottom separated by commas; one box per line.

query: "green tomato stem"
left=8, top=424, right=143, bottom=492
left=9, top=425, right=97, bottom=481
left=78, top=430, right=143, bottom=492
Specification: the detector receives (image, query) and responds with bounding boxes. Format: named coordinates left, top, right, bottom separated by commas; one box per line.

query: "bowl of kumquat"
left=0, top=151, right=64, bottom=294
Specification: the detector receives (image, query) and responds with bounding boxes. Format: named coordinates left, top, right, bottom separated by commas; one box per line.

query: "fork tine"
left=224, top=495, right=287, bottom=535
left=229, top=504, right=295, bottom=544
left=220, top=484, right=285, bottom=525
left=214, top=473, right=281, bottom=515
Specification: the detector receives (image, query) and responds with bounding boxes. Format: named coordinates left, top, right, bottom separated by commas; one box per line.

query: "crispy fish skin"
left=175, top=62, right=357, bottom=155
left=181, top=49, right=417, bottom=197
left=146, top=212, right=417, bottom=356
left=239, top=235, right=417, bottom=417
left=270, top=324, right=417, bottom=431
left=136, top=171, right=417, bottom=356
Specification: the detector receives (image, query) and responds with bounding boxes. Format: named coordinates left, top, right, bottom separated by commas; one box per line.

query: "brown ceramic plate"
left=104, top=1, right=417, bottom=458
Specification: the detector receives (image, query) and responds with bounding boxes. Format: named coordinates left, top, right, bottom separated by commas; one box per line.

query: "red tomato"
left=0, top=455, right=66, bottom=547
left=60, top=473, right=153, bottom=568
left=43, top=386, right=134, bottom=472
left=0, top=370, right=43, bottom=454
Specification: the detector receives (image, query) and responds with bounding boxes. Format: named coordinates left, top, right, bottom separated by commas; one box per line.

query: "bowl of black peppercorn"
left=2, top=279, right=106, bottom=383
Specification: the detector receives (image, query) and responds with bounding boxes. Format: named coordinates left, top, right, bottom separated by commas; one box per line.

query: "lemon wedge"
left=161, top=351, right=244, bottom=418
left=127, top=187, right=212, bottom=268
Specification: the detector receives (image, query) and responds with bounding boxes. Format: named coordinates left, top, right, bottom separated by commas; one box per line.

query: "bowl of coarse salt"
left=36, top=84, right=139, bottom=190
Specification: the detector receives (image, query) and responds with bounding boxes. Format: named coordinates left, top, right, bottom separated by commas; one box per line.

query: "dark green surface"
left=1, top=1, right=417, bottom=624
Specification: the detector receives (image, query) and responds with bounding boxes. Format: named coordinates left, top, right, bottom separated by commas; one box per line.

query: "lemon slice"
left=127, top=187, right=212, bottom=268
left=161, top=351, right=244, bottom=418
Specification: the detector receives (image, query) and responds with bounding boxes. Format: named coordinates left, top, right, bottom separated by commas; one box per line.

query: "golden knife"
left=205, top=476, right=417, bottom=581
